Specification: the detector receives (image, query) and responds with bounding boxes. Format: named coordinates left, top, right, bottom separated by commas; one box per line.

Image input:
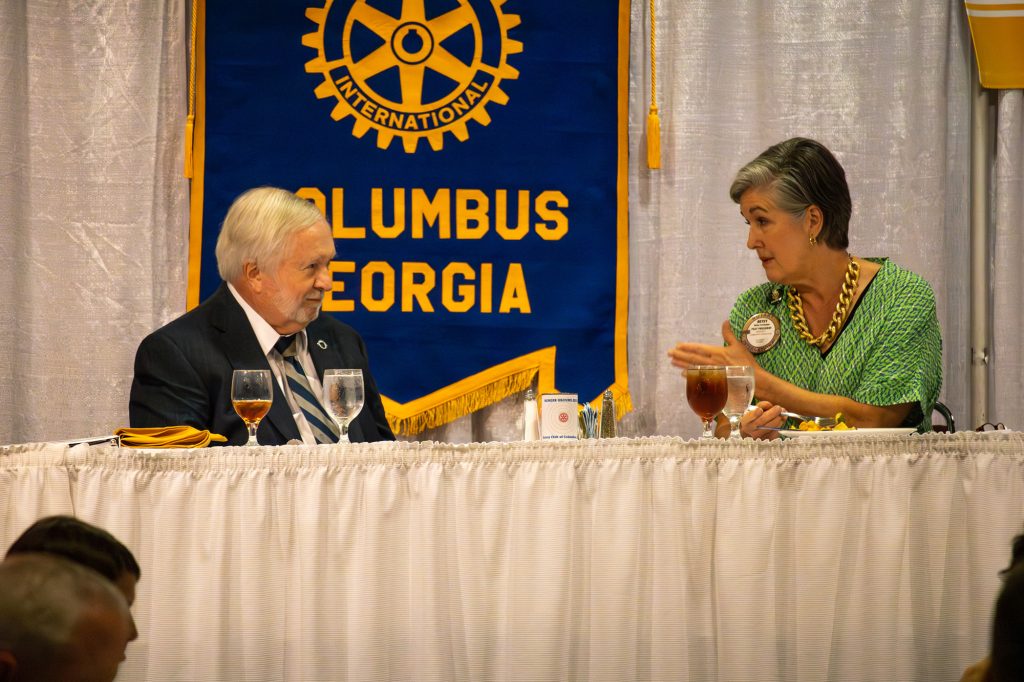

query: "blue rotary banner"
left=188, top=0, right=629, bottom=434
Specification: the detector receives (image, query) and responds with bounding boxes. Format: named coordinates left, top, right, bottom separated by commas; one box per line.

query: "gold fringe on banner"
left=646, top=0, right=661, bottom=169
left=382, top=346, right=633, bottom=436
left=382, top=347, right=558, bottom=436
left=618, top=391, right=632, bottom=419
left=386, top=369, right=536, bottom=436
left=184, top=0, right=199, bottom=178
left=582, top=383, right=633, bottom=420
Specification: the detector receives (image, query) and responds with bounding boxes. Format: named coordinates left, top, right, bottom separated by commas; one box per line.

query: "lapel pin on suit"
left=317, top=339, right=328, bottom=350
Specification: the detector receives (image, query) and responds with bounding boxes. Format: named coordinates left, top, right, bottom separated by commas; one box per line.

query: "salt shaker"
left=523, top=388, right=540, bottom=441
left=599, top=390, right=616, bottom=438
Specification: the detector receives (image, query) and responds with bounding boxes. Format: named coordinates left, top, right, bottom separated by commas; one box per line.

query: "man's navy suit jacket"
left=129, top=284, right=395, bottom=445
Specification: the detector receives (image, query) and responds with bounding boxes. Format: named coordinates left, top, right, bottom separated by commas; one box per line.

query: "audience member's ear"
left=0, top=650, right=17, bottom=682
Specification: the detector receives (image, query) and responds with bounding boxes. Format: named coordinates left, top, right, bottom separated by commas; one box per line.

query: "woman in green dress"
left=668, top=137, right=942, bottom=438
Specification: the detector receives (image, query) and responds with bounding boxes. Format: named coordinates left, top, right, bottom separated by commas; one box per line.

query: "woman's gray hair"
left=215, top=187, right=328, bottom=282
left=729, top=137, right=852, bottom=249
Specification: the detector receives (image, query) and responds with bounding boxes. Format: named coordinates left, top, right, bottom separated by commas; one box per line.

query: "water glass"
left=723, top=366, right=756, bottom=439
left=322, top=369, right=365, bottom=443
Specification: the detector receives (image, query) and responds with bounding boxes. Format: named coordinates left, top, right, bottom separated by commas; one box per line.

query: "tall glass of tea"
left=231, top=369, right=273, bottom=446
left=685, top=365, right=728, bottom=440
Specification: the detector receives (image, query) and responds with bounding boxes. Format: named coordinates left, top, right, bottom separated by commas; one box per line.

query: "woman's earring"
left=809, top=234, right=817, bottom=246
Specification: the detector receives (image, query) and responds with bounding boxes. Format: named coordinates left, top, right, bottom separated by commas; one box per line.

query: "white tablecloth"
left=2, top=432, right=1022, bottom=681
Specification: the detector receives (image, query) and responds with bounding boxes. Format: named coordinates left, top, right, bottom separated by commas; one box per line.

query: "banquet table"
left=2, top=432, right=1023, bottom=682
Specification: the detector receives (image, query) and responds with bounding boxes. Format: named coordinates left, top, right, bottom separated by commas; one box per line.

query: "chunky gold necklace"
left=786, top=257, right=860, bottom=348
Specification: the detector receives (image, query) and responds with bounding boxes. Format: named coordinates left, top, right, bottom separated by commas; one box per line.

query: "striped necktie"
left=274, top=335, right=340, bottom=444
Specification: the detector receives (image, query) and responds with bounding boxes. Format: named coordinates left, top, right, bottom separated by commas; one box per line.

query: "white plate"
left=779, top=427, right=917, bottom=438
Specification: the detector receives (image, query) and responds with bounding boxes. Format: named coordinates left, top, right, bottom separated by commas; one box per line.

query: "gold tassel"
left=184, top=114, right=195, bottom=179
left=646, top=105, right=661, bottom=169
left=613, top=387, right=633, bottom=420
left=646, top=0, right=660, bottom=170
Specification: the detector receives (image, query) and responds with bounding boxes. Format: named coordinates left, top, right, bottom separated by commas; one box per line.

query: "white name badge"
left=741, top=313, right=781, bottom=354
left=541, top=393, right=579, bottom=440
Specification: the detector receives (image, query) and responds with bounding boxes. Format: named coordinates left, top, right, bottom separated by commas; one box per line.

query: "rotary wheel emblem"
left=303, top=0, right=522, bottom=153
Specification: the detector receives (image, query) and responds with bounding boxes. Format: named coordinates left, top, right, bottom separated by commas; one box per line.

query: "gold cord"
left=649, top=0, right=656, bottom=105
left=787, top=258, right=860, bottom=348
left=184, top=0, right=199, bottom=178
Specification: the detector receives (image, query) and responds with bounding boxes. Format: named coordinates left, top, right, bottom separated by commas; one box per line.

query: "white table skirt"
left=2, top=432, right=1023, bottom=682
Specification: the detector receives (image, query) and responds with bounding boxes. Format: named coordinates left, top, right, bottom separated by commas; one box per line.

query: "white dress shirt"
left=227, top=283, right=323, bottom=445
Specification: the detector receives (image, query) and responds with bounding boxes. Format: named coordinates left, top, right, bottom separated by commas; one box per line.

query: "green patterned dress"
left=728, top=258, right=943, bottom=430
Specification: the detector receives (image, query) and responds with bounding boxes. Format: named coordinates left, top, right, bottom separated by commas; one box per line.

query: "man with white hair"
left=129, top=186, right=394, bottom=445
left=0, top=553, right=132, bottom=682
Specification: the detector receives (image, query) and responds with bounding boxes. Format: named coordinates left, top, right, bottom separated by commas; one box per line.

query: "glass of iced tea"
left=231, top=369, right=273, bottom=446
left=685, top=365, right=728, bottom=440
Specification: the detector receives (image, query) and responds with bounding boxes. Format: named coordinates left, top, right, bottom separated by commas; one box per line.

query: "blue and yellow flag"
left=188, top=0, right=630, bottom=435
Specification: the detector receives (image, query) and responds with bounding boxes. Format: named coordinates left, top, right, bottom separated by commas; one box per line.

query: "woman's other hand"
left=740, top=401, right=785, bottom=440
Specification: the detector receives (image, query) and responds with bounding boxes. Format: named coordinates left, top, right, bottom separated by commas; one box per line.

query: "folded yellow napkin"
left=114, top=426, right=228, bottom=448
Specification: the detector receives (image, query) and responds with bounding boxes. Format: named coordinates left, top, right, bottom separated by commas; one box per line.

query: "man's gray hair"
left=215, top=187, right=328, bottom=282
left=0, top=553, right=127, bottom=679
left=729, top=137, right=852, bottom=250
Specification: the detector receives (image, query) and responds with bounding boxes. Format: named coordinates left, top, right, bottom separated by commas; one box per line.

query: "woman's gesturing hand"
left=668, top=321, right=757, bottom=370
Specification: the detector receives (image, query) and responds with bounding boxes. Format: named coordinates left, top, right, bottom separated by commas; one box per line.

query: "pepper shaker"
left=599, top=390, right=616, bottom=438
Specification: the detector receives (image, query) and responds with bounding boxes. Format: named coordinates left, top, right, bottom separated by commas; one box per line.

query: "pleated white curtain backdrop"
left=0, top=0, right=189, bottom=444
left=992, top=90, right=1024, bottom=427
left=0, top=0, right=1021, bottom=444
